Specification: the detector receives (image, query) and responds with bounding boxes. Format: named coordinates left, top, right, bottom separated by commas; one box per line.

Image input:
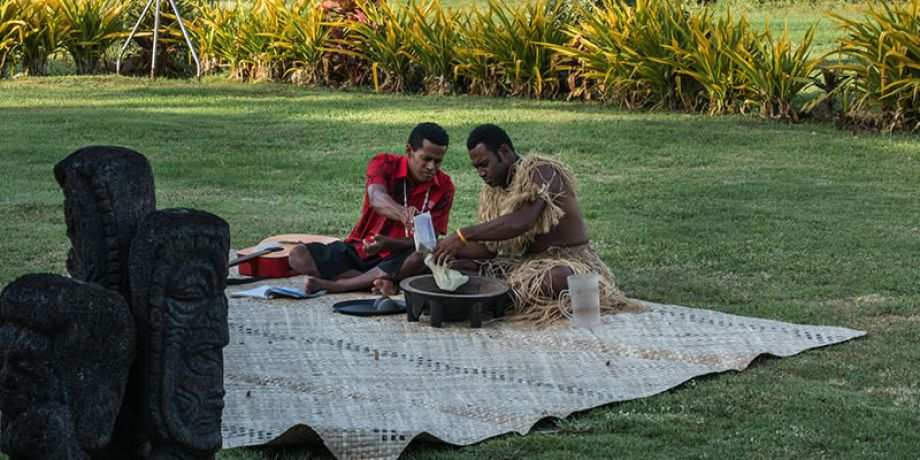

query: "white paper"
left=230, top=285, right=325, bottom=300
left=231, top=286, right=274, bottom=299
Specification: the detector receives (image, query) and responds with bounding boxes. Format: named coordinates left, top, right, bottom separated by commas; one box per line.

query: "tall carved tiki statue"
left=0, top=274, right=136, bottom=460
left=54, top=145, right=156, bottom=298
left=130, top=209, right=230, bottom=459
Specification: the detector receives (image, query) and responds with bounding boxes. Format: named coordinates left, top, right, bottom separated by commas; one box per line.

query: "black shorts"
left=305, top=241, right=410, bottom=280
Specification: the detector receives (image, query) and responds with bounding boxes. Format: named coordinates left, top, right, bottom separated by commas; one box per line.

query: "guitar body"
left=235, top=234, right=339, bottom=278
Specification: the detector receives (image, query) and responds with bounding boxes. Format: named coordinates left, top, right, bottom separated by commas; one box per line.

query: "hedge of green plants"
left=1, top=0, right=918, bottom=130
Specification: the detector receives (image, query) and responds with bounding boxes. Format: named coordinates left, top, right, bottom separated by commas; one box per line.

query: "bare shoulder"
left=528, top=162, right=568, bottom=194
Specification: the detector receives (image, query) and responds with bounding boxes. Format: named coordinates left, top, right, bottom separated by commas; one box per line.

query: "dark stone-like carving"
left=54, top=145, right=156, bottom=297
left=130, top=209, right=230, bottom=459
left=0, top=274, right=136, bottom=460
left=55, top=145, right=155, bottom=459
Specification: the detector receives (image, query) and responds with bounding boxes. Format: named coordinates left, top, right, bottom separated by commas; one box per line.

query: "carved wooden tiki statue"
left=129, top=209, right=230, bottom=460
left=54, top=145, right=156, bottom=298
left=0, top=274, right=136, bottom=460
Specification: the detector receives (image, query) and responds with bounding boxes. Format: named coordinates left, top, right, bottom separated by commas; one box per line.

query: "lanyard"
left=403, top=180, right=430, bottom=237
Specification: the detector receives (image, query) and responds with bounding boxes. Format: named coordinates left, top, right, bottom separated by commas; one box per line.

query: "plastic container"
left=568, top=272, right=601, bottom=328
left=413, top=212, right=437, bottom=253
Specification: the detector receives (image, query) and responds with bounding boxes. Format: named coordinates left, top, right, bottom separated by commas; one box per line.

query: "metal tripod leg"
left=116, top=0, right=155, bottom=75
left=167, top=0, right=201, bottom=78
left=115, top=0, right=201, bottom=79
left=150, top=0, right=161, bottom=78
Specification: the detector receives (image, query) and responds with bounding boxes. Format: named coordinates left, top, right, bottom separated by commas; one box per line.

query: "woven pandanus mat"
left=221, top=275, right=864, bottom=459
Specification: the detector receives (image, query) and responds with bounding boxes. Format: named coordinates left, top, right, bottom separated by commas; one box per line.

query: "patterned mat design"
left=222, top=276, right=864, bottom=459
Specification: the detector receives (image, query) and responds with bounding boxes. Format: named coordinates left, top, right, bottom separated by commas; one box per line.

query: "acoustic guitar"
left=230, top=234, right=339, bottom=278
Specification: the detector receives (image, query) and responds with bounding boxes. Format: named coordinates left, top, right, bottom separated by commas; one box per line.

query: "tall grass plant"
left=0, top=0, right=25, bottom=77
left=59, top=0, right=126, bottom=74
left=831, top=0, right=920, bottom=131
left=15, top=0, right=70, bottom=76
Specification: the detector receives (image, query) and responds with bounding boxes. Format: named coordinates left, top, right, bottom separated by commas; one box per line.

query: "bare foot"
left=371, top=278, right=398, bottom=296
left=304, top=276, right=332, bottom=294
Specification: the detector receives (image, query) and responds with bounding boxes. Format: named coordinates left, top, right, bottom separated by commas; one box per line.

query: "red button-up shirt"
left=345, top=153, right=454, bottom=260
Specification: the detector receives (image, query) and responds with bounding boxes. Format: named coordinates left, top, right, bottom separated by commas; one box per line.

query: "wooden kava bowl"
left=400, top=275, right=510, bottom=328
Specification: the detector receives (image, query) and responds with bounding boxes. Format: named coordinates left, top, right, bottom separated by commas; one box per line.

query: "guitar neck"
left=228, top=247, right=282, bottom=267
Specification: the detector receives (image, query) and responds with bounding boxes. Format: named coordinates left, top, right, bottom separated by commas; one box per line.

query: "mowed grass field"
left=1, top=74, right=918, bottom=459
left=0, top=0, right=918, bottom=458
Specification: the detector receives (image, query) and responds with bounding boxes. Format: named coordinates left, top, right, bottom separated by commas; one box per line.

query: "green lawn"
left=1, top=75, right=917, bottom=459
left=723, top=0, right=865, bottom=54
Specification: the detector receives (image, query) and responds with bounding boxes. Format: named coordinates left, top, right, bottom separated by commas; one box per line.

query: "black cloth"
left=305, top=241, right=410, bottom=280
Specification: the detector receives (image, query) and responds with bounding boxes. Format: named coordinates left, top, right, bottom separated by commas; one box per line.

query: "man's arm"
left=453, top=242, right=497, bottom=260
left=467, top=164, right=562, bottom=241
left=435, top=165, right=562, bottom=259
left=461, top=199, right=547, bottom=242
left=368, top=184, right=414, bottom=226
left=364, top=234, right=414, bottom=256
left=433, top=202, right=545, bottom=260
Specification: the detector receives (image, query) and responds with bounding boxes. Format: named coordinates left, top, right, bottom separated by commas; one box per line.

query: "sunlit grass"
left=0, top=75, right=917, bottom=459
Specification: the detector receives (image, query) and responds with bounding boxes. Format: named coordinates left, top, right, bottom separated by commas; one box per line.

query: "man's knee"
left=404, top=251, right=425, bottom=268
left=451, top=259, right=480, bottom=274
left=288, top=245, right=318, bottom=276
left=542, top=266, right=574, bottom=298
left=396, top=251, right=426, bottom=279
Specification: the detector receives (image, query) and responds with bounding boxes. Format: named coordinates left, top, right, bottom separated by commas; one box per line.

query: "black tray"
left=333, top=298, right=406, bottom=317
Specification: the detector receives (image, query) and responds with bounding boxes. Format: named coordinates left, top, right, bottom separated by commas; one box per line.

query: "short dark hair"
left=408, top=122, right=449, bottom=150
left=466, top=123, right=514, bottom=154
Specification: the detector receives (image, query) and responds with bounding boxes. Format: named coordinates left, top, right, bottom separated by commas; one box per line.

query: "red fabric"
left=345, top=153, right=454, bottom=260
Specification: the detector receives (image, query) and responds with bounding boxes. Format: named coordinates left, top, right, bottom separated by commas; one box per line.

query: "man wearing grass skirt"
left=433, top=124, right=640, bottom=324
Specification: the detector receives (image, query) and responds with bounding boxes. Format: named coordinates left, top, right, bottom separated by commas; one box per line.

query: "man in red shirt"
left=289, top=122, right=454, bottom=295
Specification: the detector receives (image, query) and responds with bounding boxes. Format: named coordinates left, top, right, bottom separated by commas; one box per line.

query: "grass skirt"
left=479, top=244, right=643, bottom=325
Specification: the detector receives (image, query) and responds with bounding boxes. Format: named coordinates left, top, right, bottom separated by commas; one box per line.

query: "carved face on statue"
left=156, top=257, right=228, bottom=447
left=130, top=209, right=230, bottom=455
left=54, top=146, right=156, bottom=297
left=0, top=274, right=135, bottom=459
left=0, top=324, right=66, bottom=458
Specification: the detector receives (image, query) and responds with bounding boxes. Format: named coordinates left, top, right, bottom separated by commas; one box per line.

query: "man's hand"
left=403, top=206, right=419, bottom=231
left=363, top=235, right=390, bottom=256
left=433, top=232, right=464, bottom=261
